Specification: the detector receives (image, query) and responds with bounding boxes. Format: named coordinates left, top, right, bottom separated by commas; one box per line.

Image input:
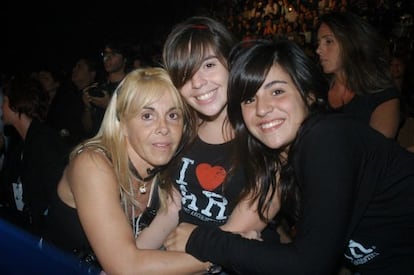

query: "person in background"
left=71, top=56, right=105, bottom=139
left=81, top=41, right=130, bottom=137
left=316, top=11, right=400, bottom=139
left=391, top=51, right=414, bottom=151
left=42, top=67, right=212, bottom=274
left=1, top=75, right=69, bottom=237
left=37, top=68, right=84, bottom=148
left=164, top=39, right=414, bottom=275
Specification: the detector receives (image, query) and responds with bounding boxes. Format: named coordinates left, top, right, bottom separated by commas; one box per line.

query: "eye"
left=272, top=89, right=284, bottom=96
left=243, top=97, right=255, bottom=105
left=202, top=58, right=219, bottom=70
left=141, top=112, right=153, bottom=120
left=205, top=62, right=216, bottom=69
left=168, top=111, right=181, bottom=120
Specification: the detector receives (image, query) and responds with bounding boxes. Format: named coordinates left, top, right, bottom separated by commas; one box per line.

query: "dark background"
left=2, top=1, right=413, bottom=76
left=1, top=0, right=211, bottom=75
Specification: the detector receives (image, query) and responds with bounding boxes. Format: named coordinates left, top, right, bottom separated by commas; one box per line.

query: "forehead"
left=140, top=92, right=179, bottom=110
left=265, top=64, right=291, bottom=82
left=318, top=23, right=334, bottom=37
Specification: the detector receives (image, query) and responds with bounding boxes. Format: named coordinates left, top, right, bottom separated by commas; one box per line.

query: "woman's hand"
left=163, top=223, right=197, bottom=252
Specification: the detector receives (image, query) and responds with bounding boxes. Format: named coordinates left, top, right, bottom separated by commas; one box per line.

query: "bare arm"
left=136, top=188, right=181, bottom=249
left=220, top=187, right=280, bottom=234
left=370, top=98, right=400, bottom=138
left=67, top=151, right=208, bottom=274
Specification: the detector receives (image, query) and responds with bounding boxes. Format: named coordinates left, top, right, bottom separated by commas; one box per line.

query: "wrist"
left=205, top=262, right=222, bottom=274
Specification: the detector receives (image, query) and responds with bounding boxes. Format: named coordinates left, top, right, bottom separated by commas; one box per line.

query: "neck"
left=128, top=158, right=159, bottom=182
left=198, top=108, right=234, bottom=144
left=108, top=71, right=125, bottom=83
left=15, top=115, right=32, bottom=140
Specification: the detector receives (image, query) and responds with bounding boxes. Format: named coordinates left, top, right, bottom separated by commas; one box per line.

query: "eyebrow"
left=319, top=33, right=335, bottom=40
left=263, top=80, right=287, bottom=90
left=142, top=106, right=179, bottom=112
left=202, top=55, right=218, bottom=62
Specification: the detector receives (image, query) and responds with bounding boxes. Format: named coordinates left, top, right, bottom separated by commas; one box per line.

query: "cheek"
left=241, top=108, right=255, bottom=130
left=179, top=85, right=192, bottom=100
left=172, top=123, right=184, bottom=138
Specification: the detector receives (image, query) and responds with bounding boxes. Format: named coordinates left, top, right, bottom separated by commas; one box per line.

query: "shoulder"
left=67, top=148, right=113, bottom=180
left=297, top=114, right=363, bottom=152
left=302, top=114, right=357, bottom=138
left=371, top=87, right=400, bottom=103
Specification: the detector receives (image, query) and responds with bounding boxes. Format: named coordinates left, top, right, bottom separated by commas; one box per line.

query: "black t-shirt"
left=337, top=87, right=399, bottom=124
left=175, top=136, right=245, bottom=226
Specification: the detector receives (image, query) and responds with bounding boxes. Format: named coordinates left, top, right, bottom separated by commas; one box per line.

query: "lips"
left=195, top=89, right=216, bottom=103
left=151, top=142, right=174, bottom=151
left=259, top=119, right=283, bottom=131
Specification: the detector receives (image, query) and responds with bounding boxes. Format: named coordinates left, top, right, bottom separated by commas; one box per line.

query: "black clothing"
left=0, top=126, right=24, bottom=226
left=186, top=114, right=414, bottom=275
left=46, top=85, right=84, bottom=148
left=336, top=87, right=399, bottom=125
left=20, top=119, right=69, bottom=236
left=85, top=81, right=120, bottom=138
left=43, top=190, right=89, bottom=253
left=174, top=136, right=245, bottom=226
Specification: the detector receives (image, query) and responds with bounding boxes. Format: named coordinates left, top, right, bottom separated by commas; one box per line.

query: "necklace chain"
left=128, top=158, right=157, bottom=194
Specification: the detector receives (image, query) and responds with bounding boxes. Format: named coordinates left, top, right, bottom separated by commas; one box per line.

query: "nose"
left=315, top=44, right=322, bottom=56
left=256, top=98, right=273, bottom=117
left=190, top=71, right=207, bottom=89
left=156, top=117, right=170, bottom=135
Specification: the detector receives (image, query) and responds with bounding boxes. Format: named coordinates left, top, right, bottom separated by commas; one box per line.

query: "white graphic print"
left=344, top=240, right=379, bottom=265
left=176, top=157, right=228, bottom=222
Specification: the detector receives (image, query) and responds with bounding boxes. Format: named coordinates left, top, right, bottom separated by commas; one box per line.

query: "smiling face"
left=316, top=23, right=342, bottom=76
left=179, top=48, right=229, bottom=118
left=122, top=92, right=184, bottom=171
left=241, top=64, right=308, bottom=150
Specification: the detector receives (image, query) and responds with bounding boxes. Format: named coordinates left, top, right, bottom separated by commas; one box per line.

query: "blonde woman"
left=42, top=67, right=209, bottom=274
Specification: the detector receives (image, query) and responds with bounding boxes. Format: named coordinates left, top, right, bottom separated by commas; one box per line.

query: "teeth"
left=196, top=91, right=214, bottom=101
left=261, top=120, right=282, bottom=129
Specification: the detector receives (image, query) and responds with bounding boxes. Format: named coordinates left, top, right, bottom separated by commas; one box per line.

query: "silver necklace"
left=128, top=159, right=158, bottom=194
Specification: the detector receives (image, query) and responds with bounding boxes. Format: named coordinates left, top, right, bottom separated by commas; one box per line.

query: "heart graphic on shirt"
left=196, top=163, right=227, bottom=191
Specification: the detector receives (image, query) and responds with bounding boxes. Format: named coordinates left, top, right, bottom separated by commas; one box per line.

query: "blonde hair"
left=71, top=67, right=194, bottom=211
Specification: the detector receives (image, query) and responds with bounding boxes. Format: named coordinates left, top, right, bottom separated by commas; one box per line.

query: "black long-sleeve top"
left=186, top=114, right=414, bottom=275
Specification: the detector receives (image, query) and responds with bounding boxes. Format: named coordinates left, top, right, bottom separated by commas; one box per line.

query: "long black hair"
left=227, top=39, right=329, bottom=224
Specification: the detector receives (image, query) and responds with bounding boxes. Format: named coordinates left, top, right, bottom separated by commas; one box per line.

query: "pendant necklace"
left=128, top=159, right=158, bottom=194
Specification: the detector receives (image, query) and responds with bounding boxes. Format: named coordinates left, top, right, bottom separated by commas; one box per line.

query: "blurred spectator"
left=1, top=75, right=69, bottom=237
left=71, top=56, right=106, bottom=139
left=316, top=11, right=401, bottom=139
left=79, top=41, right=130, bottom=138
left=37, top=68, right=84, bottom=148
left=392, top=51, right=414, bottom=149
